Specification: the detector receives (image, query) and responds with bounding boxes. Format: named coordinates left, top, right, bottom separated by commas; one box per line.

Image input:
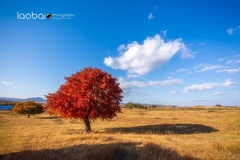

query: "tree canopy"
left=12, top=101, right=44, bottom=118
left=124, top=102, right=145, bottom=109
left=45, top=67, right=123, bottom=132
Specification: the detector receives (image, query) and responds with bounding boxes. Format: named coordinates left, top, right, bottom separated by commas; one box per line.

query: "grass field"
left=0, top=107, right=240, bottom=160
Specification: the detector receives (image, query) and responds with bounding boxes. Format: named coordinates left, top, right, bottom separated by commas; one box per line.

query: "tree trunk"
left=28, top=113, right=30, bottom=118
left=83, top=116, right=91, bottom=132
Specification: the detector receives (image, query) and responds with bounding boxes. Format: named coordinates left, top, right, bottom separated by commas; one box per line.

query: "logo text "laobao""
left=17, top=12, right=46, bottom=20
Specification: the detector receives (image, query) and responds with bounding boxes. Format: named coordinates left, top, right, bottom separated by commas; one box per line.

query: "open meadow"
left=0, top=107, right=240, bottom=160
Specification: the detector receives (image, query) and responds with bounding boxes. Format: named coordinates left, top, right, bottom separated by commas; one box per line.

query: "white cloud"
left=216, top=68, right=240, bottom=74
left=226, top=25, right=240, bottom=35
left=104, top=34, right=193, bottom=77
left=198, top=64, right=224, bottom=72
left=169, top=68, right=188, bottom=76
left=218, top=57, right=228, bottom=62
left=218, top=54, right=240, bottom=63
left=161, top=30, right=168, bottom=37
left=148, top=13, right=154, bottom=20
left=218, top=54, right=240, bottom=65
left=226, top=60, right=234, bottom=64
left=227, top=28, right=235, bottom=35
left=1, top=81, right=14, bottom=86
left=188, top=64, right=225, bottom=74
left=181, top=45, right=195, bottom=59
left=213, top=92, right=227, bottom=96
left=148, top=79, right=183, bottom=87
left=170, top=90, right=179, bottom=94
left=227, top=69, right=240, bottom=73
left=118, top=77, right=146, bottom=89
left=117, top=44, right=126, bottom=53
left=184, top=83, right=217, bottom=93
left=183, top=79, right=237, bottom=93
left=176, top=55, right=240, bottom=74
left=118, top=77, right=183, bottom=94
left=177, top=68, right=189, bottom=72
left=222, top=79, right=237, bottom=87
left=118, top=77, right=146, bottom=94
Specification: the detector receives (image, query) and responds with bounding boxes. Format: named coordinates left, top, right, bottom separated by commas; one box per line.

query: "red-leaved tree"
left=45, top=67, right=123, bottom=132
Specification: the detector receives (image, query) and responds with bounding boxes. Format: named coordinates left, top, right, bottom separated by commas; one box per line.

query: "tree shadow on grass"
left=106, top=124, right=218, bottom=134
left=37, top=117, right=59, bottom=119
left=0, top=142, right=199, bottom=160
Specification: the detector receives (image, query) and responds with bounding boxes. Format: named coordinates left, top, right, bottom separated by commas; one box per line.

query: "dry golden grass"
left=0, top=108, right=240, bottom=160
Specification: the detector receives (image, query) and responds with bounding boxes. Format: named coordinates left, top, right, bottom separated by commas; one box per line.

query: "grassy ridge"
left=0, top=108, right=240, bottom=159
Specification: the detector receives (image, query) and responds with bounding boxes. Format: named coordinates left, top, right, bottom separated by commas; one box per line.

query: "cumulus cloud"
left=104, top=34, right=193, bottom=77
left=226, top=25, right=240, bottom=35
left=118, top=77, right=183, bottom=94
left=183, top=79, right=237, bottom=93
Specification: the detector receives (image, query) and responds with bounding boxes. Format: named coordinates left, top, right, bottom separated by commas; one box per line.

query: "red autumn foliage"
left=45, top=67, right=123, bottom=132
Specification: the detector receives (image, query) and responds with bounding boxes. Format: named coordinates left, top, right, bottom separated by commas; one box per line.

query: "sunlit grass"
left=0, top=107, right=240, bottom=159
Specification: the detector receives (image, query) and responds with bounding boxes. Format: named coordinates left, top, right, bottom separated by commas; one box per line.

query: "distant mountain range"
left=0, top=97, right=46, bottom=103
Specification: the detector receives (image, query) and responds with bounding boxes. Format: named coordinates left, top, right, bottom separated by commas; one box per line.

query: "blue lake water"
left=0, top=105, right=13, bottom=110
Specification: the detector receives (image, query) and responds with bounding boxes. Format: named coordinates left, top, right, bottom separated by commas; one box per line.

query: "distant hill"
left=0, top=97, right=46, bottom=103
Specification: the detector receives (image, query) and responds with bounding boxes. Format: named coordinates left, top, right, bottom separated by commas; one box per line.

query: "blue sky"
left=0, top=0, right=240, bottom=106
